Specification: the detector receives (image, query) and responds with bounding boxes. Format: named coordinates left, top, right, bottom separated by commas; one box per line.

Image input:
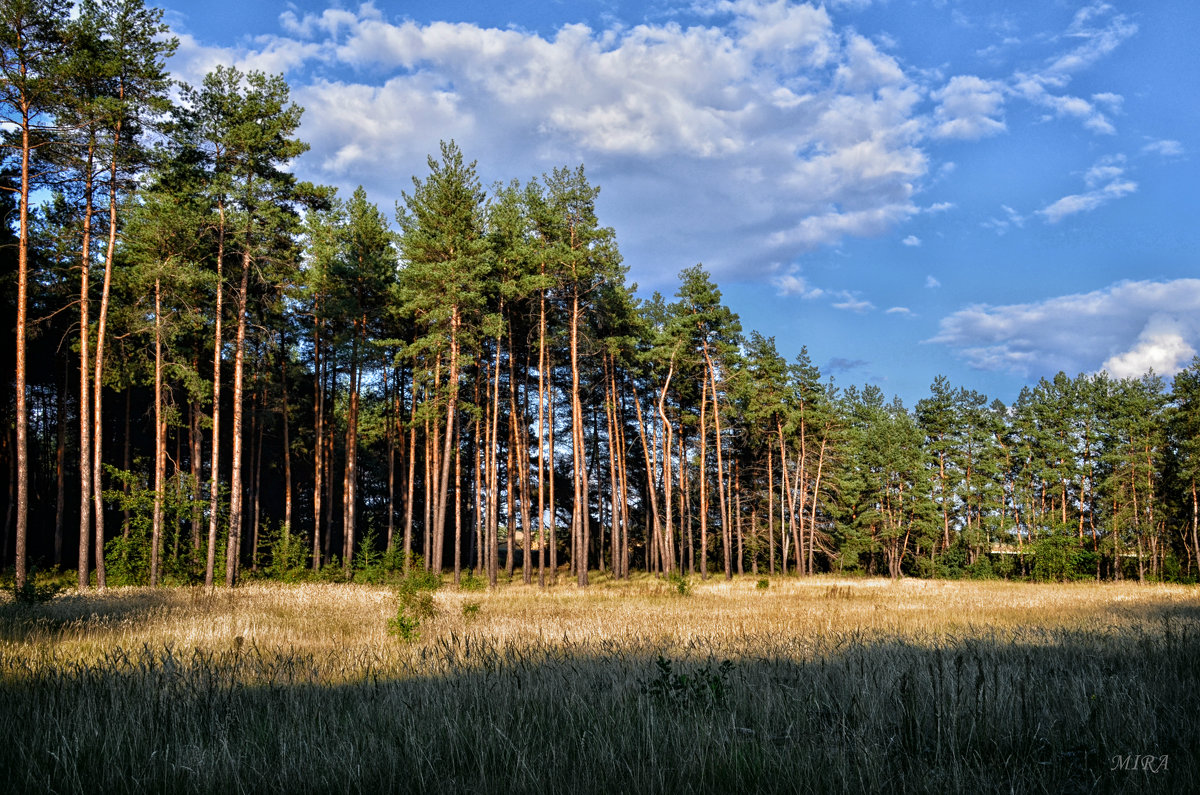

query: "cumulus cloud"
left=162, top=0, right=1137, bottom=290
left=902, top=235, right=921, bottom=246
left=925, top=275, right=941, bottom=288
left=931, top=75, right=1006, bottom=140
left=928, top=279, right=1200, bottom=378
left=1039, top=154, right=1136, bottom=223
left=165, top=1, right=947, bottom=287
left=771, top=265, right=825, bottom=299
left=1102, top=318, right=1197, bottom=380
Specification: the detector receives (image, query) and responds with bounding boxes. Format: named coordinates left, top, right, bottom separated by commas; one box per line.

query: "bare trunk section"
left=224, top=248, right=251, bottom=587
left=205, top=203, right=225, bottom=588
left=150, top=278, right=164, bottom=586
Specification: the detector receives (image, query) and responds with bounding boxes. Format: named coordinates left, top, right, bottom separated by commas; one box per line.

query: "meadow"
left=1, top=575, right=1196, bottom=794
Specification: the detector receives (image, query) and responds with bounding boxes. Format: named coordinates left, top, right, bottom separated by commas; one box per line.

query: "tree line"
left=4, top=0, right=1199, bottom=591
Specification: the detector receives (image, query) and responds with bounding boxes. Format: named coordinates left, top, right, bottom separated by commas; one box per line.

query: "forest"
left=4, top=0, right=1200, bottom=594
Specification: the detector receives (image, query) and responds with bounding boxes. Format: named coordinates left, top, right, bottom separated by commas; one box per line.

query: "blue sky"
left=161, top=0, right=1199, bottom=406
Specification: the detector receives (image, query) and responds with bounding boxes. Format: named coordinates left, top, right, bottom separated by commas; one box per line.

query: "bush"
left=1033, top=532, right=1085, bottom=582
left=2, top=568, right=64, bottom=604
left=640, top=656, right=734, bottom=711
left=104, top=529, right=152, bottom=587
left=459, top=571, right=486, bottom=592
left=666, top=570, right=691, bottom=597
left=263, top=523, right=310, bottom=583
left=387, top=568, right=442, bottom=642
left=964, top=556, right=995, bottom=580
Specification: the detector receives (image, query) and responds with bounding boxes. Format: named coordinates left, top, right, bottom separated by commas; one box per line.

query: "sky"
left=158, top=0, right=1200, bottom=407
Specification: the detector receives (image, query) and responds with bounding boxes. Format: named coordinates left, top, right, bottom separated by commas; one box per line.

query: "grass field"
left=1, top=575, right=1196, bottom=793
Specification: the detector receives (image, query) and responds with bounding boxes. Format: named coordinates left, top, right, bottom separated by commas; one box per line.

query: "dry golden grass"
left=6, top=574, right=1194, bottom=667
left=1, top=575, right=1196, bottom=793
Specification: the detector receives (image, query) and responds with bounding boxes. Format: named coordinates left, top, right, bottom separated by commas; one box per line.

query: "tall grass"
left=1, top=576, right=1195, bottom=793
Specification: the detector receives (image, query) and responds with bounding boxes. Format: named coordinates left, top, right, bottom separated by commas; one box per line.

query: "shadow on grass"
left=0, top=587, right=194, bottom=642
left=2, top=604, right=1197, bottom=794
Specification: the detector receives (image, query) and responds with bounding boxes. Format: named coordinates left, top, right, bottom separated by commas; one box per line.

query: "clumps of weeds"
left=666, top=571, right=692, bottom=597
left=825, top=585, right=853, bottom=600
left=458, top=571, right=486, bottom=592
left=2, top=568, right=65, bottom=605
left=387, top=572, right=441, bottom=642
left=461, top=601, right=481, bottom=621
left=640, top=656, right=734, bottom=711
left=756, top=578, right=770, bottom=590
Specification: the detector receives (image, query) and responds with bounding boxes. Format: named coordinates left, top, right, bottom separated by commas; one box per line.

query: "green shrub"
left=2, top=568, right=64, bottom=604
left=263, top=523, right=310, bottom=583
left=756, top=578, right=770, bottom=590
left=666, top=570, right=691, bottom=597
left=1033, top=533, right=1085, bottom=582
left=459, top=571, right=486, bottom=592
left=640, top=656, right=734, bottom=711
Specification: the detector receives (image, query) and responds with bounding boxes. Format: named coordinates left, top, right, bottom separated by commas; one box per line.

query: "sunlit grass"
left=1, top=576, right=1196, bottom=793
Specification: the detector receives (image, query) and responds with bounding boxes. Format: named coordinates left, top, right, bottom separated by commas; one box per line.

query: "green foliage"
left=666, top=571, right=691, bottom=597
left=352, top=527, right=389, bottom=584
left=386, top=611, right=421, bottom=642
left=262, top=523, right=309, bottom=583
left=991, top=553, right=1017, bottom=579
left=964, top=555, right=996, bottom=580
left=640, top=656, right=734, bottom=711
left=1033, top=532, right=1086, bottom=582
left=388, top=568, right=443, bottom=641
left=458, top=571, right=486, bottom=592
left=315, top=557, right=349, bottom=583
left=104, top=530, right=152, bottom=587
left=2, top=568, right=64, bottom=604
left=461, top=601, right=481, bottom=621
left=756, top=578, right=770, bottom=590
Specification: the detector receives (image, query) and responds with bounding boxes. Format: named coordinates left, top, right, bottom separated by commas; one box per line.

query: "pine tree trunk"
left=54, top=364, right=65, bottom=568
left=279, top=333, right=292, bottom=538
left=224, top=249, right=251, bottom=587
left=92, top=122, right=125, bottom=589
left=151, top=278, right=164, bottom=586
left=536, top=294, right=548, bottom=587
left=205, top=203, right=225, bottom=587
left=342, top=322, right=360, bottom=572
left=77, top=139, right=96, bottom=589
left=311, top=312, right=323, bottom=571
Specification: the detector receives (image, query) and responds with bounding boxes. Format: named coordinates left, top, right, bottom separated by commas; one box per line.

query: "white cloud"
left=902, top=235, right=921, bottom=246
left=1102, top=319, right=1197, bottom=380
left=982, top=204, right=1026, bottom=234
left=996, top=5, right=1135, bottom=137
left=1051, top=3, right=1138, bottom=75
left=832, top=291, right=875, bottom=313
left=1039, top=155, right=1136, bottom=223
left=771, top=265, right=824, bottom=299
left=165, top=1, right=948, bottom=287
left=886, top=306, right=913, bottom=315
left=1142, top=139, right=1184, bottom=158
left=931, top=75, right=1006, bottom=140
left=929, top=279, right=1200, bottom=378
left=161, top=0, right=1138, bottom=289
left=925, top=275, right=941, bottom=288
